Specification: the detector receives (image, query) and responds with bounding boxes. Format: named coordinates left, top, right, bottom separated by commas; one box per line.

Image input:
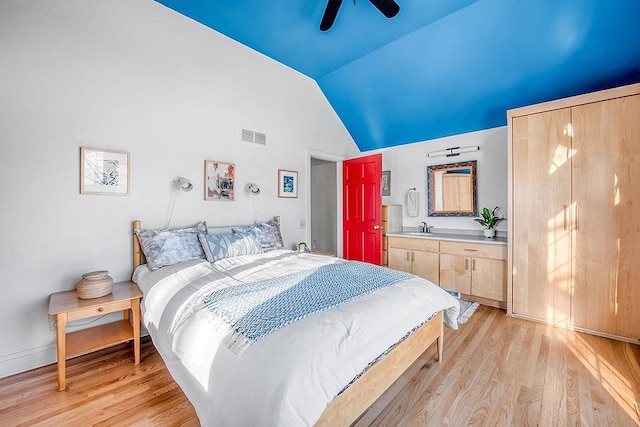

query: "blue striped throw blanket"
left=203, top=261, right=414, bottom=355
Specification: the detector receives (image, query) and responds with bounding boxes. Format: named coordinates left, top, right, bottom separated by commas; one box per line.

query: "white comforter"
left=134, top=250, right=460, bottom=426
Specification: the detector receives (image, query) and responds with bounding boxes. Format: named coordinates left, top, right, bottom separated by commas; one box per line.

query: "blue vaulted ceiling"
left=156, top=0, right=640, bottom=151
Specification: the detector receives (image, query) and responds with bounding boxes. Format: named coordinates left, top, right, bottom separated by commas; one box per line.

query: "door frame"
left=306, top=148, right=344, bottom=258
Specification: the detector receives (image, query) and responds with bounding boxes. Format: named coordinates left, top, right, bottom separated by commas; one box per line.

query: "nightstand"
left=48, top=281, right=143, bottom=391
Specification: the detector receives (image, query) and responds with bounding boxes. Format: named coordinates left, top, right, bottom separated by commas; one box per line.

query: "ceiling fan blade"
left=320, top=0, right=343, bottom=31
left=368, top=0, right=400, bottom=18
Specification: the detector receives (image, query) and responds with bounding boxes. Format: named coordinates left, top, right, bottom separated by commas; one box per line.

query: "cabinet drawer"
left=67, top=299, right=132, bottom=322
left=439, top=241, right=506, bottom=260
left=388, top=237, right=439, bottom=252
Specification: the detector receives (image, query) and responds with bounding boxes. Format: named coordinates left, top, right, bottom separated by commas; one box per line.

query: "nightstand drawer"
left=67, top=299, right=132, bottom=322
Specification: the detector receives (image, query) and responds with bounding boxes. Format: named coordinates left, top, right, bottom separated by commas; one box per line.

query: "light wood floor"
left=1, top=305, right=639, bottom=426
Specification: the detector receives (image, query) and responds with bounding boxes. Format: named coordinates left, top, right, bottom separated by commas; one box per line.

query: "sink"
left=401, top=232, right=435, bottom=237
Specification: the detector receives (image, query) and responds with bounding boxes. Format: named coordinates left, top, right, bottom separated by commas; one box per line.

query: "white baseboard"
left=0, top=343, right=57, bottom=379
left=0, top=329, right=150, bottom=380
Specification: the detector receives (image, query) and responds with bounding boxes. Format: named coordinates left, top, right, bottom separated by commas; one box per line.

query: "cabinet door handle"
left=406, top=251, right=410, bottom=261
left=412, top=252, right=415, bottom=262
left=564, top=205, right=568, bottom=231
left=464, top=249, right=478, bottom=252
left=465, top=259, right=469, bottom=270
left=575, top=204, right=579, bottom=231
left=472, top=259, right=476, bottom=271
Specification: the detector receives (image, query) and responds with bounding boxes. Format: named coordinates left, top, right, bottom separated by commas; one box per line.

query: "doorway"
left=310, top=157, right=338, bottom=256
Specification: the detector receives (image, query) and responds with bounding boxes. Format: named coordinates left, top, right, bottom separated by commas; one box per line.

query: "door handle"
left=373, top=225, right=381, bottom=230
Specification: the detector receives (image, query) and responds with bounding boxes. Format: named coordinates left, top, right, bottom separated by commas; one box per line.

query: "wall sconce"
left=246, top=183, right=261, bottom=195
left=174, top=177, right=193, bottom=192
left=427, top=145, right=479, bottom=158
left=166, top=176, right=192, bottom=228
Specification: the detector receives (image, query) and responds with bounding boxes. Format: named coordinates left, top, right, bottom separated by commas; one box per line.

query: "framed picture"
left=205, top=160, right=235, bottom=201
left=278, top=169, right=298, bottom=198
left=80, top=147, right=130, bottom=195
left=382, top=170, right=391, bottom=196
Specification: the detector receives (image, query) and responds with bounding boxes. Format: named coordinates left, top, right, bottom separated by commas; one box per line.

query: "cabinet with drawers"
left=382, top=204, right=402, bottom=267
left=388, top=234, right=507, bottom=309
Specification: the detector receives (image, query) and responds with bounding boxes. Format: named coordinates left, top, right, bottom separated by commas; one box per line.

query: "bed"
left=131, top=218, right=459, bottom=426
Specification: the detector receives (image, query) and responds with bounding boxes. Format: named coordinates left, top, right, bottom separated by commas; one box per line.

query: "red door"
left=343, top=153, right=382, bottom=265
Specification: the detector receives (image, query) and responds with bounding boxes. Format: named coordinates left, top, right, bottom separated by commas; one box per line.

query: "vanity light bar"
left=427, top=145, right=479, bottom=158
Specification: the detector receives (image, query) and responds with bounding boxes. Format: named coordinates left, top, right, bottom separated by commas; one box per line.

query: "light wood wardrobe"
left=507, top=83, right=640, bottom=343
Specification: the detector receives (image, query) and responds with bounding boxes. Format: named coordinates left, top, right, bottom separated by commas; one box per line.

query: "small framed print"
left=80, top=147, right=130, bottom=195
left=205, top=160, right=235, bottom=201
left=382, top=170, right=391, bottom=196
left=278, top=169, right=298, bottom=198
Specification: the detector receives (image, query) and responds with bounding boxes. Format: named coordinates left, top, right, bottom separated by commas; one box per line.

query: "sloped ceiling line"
left=156, top=0, right=640, bottom=151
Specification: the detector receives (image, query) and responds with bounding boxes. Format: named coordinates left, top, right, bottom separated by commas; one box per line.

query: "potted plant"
left=474, top=207, right=505, bottom=238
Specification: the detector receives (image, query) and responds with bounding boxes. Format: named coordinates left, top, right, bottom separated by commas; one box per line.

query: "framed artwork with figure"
left=205, top=160, right=235, bottom=201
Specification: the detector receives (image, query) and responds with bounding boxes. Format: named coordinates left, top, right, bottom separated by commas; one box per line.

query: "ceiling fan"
left=320, top=0, right=400, bottom=31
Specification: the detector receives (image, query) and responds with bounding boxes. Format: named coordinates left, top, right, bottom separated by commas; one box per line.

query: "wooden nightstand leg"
left=55, top=312, right=68, bottom=391
left=131, top=299, right=141, bottom=365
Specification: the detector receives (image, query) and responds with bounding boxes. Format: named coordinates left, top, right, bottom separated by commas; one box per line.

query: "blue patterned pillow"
left=136, top=221, right=207, bottom=271
left=198, top=232, right=263, bottom=263
left=233, top=220, right=285, bottom=251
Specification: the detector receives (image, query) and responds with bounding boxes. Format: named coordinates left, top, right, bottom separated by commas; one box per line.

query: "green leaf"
left=482, top=207, right=491, bottom=219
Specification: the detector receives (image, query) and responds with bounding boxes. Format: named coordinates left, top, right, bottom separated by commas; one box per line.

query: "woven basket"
left=77, top=270, right=113, bottom=299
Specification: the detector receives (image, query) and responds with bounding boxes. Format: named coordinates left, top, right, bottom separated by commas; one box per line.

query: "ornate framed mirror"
left=427, top=160, right=477, bottom=217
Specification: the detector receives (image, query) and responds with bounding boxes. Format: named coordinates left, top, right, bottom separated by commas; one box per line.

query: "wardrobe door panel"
left=571, top=94, right=640, bottom=339
left=511, top=109, right=572, bottom=324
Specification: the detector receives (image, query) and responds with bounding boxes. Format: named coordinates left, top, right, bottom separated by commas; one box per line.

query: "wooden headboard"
left=132, top=216, right=281, bottom=270
left=132, top=219, right=143, bottom=270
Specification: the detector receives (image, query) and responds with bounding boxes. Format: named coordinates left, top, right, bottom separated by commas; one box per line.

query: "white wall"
left=380, top=127, right=508, bottom=232
left=0, top=0, right=359, bottom=377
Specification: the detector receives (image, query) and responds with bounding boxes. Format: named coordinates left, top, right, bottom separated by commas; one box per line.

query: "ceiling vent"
left=241, top=127, right=267, bottom=146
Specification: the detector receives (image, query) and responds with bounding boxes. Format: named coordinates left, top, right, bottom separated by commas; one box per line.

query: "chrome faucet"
left=420, top=222, right=428, bottom=233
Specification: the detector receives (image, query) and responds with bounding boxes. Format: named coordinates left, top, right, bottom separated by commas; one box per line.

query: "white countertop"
left=386, top=231, right=507, bottom=246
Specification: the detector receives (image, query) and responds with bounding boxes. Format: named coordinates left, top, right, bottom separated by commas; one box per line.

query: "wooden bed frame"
left=132, top=219, right=444, bottom=426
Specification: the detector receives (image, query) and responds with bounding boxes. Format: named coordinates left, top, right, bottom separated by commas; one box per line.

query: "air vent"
left=241, top=127, right=267, bottom=145
left=254, top=132, right=266, bottom=145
